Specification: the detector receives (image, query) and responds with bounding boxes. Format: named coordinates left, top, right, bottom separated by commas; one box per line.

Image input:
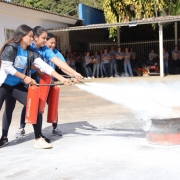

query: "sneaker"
left=84, top=77, right=87, bottom=79
left=33, top=137, right=52, bottom=149
left=52, top=127, right=63, bottom=136
left=87, top=77, right=91, bottom=79
left=41, top=135, right=51, bottom=143
left=110, top=76, right=113, bottom=78
left=92, top=76, right=95, bottom=79
left=15, top=128, right=25, bottom=138
left=0, top=136, right=9, bottom=148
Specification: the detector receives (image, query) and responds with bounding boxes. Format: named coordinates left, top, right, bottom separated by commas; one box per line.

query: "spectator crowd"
left=61, top=45, right=180, bottom=78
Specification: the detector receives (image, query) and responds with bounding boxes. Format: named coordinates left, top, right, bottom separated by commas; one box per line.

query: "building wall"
left=0, top=3, right=71, bottom=49
left=78, top=4, right=105, bottom=25
left=52, top=32, right=70, bottom=55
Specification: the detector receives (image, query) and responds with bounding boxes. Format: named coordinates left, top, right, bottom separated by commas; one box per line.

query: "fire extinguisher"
left=25, top=85, right=40, bottom=124
left=47, top=86, right=60, bottom=123
left=39, top=74, right=52, bottom=113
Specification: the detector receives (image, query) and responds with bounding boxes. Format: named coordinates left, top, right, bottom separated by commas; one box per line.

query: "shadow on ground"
left=7, top=121, right=99, bottom=146
left=97, top=128, right=146, bottom=138
left=7, top=122, right=146, bottom=147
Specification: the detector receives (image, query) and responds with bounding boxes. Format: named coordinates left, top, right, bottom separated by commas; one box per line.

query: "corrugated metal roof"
left=48, top=15, right=180, bottom=32
left=0, top=0, right=80, bottom=21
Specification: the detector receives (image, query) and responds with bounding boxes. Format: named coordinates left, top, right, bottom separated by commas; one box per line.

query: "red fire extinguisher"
left=39, top=74, right=52, bottom=113
left=47, top=86, right=60, bottom=123
left=25, top=85, right=40, bottom=124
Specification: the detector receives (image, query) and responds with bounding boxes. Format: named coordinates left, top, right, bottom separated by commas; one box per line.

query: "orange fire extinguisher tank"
left=39, top=74, right=52, bottom=113
left=47, top=86, right=60, bottom=123
left=25, top=85, right=40, bottom=124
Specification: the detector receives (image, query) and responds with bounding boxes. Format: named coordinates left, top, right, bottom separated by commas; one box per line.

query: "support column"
left=175, top=22, right=178, bottom=45
left=159, top=24, right=164, bottom=77
left=117, top=27, right=120, bottom=46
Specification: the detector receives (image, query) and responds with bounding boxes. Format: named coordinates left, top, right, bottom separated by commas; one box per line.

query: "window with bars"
left=56, top=35, right=63, bottom=51
left=4, top=28, right=15, bottom=41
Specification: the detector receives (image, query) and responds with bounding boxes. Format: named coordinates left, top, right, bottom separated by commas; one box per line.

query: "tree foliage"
left=12, top=0, right=103, bottom=16
left=102, top=0, right=180, bottom=39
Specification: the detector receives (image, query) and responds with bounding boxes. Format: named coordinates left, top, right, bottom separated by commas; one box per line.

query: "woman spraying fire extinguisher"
left=0, top=24, right=73, bottom=149
left=14, top=26, right=83, bottom=140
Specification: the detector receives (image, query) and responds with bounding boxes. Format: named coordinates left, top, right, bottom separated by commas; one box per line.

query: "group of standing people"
left=66, top=46, right=136, bottom=78
left=66, top=45, right=180, bottom=77
left=147, top=45, right=180, bottom=75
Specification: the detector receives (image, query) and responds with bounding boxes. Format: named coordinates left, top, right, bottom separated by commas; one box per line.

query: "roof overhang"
left=0, top=0, right=81, bottom=25
left=48, top=15, right=180, bottom=32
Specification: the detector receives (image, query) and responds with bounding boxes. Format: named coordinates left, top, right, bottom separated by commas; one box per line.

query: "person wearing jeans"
left=116, top=46, right=124, bottom=76
left=85, top=51, right=93, bottom=79
left=124, top=47, right=133, bottom=77
left=101, top=48, right=111, bottom=77
left=99, top=49, right=105, bottom=78
left=109, top=45, right=118, bottom=77
left=163, top=48, right=169, bottom=75
left=92, top=51, right=100, bottom=78
left=82, top=52, right=89, bottom=78
left=130, top=48, right=137, bottom=76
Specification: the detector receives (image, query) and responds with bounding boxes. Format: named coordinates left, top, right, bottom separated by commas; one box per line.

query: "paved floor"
left=1, top=76, right=180, bottom=180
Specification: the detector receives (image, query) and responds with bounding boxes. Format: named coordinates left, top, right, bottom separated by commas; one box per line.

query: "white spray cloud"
left=76, top=81, right=180, bottom=120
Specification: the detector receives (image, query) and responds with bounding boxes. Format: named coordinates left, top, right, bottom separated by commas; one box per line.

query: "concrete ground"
left=1, top=75, right=180, bottom=180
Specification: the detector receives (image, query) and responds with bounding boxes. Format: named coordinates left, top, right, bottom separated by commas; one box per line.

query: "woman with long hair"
left=15, top=26, right=83, bottom=139
left=0, top=24, right=72, bottom=149
left=16, top=32, right=80, bottom=137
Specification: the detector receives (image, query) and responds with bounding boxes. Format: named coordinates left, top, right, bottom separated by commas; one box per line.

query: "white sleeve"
left=33, top=58, right=54, bottom=75
left=1, top=60, right=17, bottom=75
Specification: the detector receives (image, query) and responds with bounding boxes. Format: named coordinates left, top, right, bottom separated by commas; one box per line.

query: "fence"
left=89, top=39, right=180, bottom=60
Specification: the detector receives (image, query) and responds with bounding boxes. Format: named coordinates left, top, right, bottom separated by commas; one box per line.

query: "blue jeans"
left=124, top=61, right=133, bottom=76
left=110, top=61, right=118, bottom=76
left=93, top=63, right=100, bottom=77
left=164, top=59, right=168, bottom=74
left=86, top=63, right=93, bottom=77
left=99, top=61, right=105, bottom=77
left=83, top=62, right=88, bottom=77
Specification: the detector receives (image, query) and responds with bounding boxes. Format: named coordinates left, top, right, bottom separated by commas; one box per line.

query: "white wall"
left=53, top=32, right=70, bottom=55
left=0, top=3, right=73, bottom=49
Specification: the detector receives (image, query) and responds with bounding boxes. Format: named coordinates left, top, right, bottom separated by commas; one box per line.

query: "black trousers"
left=116, top=60, right=124, bottom=75
left=75, top=62, right=83, bottom=75
left=172, top=59, right=180, bottom=74
left=103, top=63, right=111, bottom=77
left=0, top=83, right=42, bottom=138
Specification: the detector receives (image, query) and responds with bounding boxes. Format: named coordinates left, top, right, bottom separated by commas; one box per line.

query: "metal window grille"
left=4, top=28, right=15, bottom=41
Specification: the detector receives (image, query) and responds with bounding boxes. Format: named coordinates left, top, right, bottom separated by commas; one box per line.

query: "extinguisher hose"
left=36, top=83, right=64, bottom=86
